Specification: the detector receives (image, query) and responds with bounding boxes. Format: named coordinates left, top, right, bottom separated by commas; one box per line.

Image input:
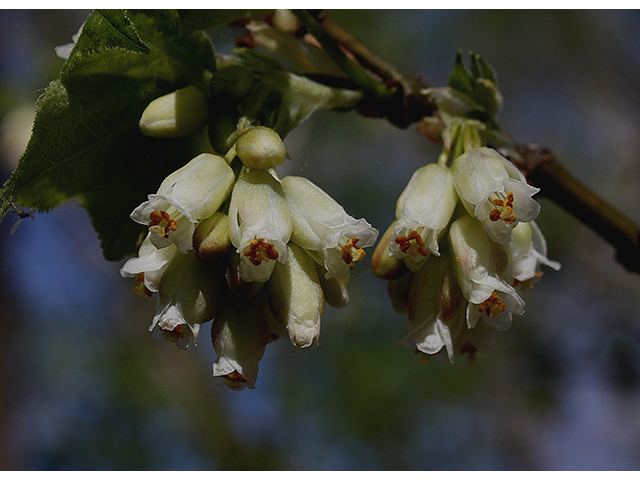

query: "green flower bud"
left=139, top=86, right=209, bottom=138
left=235, top=126, right=287, bottom=170
left=371, top=221, right=410, bottom=280
left=193, top=212, right=231, bottom=261
left=315, top=263, right=349, bottom=309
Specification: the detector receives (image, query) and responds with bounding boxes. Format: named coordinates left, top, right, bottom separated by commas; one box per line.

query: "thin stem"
left=516, top=145, right=640, bottom=274
left=310, top=13, right=408, bottom=88
left=305, top=11, right=436, bottom=126
left=292, top=9, right=389, bottom=101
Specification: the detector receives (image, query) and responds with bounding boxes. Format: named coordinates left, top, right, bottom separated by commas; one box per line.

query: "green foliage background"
left=1, top=10, right=640, bottom=470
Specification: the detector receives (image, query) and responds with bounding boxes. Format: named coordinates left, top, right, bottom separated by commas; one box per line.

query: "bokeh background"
left=1, top=10, right=640, bottom=470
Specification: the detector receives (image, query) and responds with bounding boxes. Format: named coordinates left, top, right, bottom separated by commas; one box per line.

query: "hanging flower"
left=451, top=147, right=540, bottom=244
left=448, top=214, right=526, bottom=332
left=267, top=243, right=325, bottom=349
left=502, top=221, right=561, bottom=289
left=390, top=163, right=458, bottom=271
left=150, top=251, right=222, bottom=350
left=281, top=175, right=378, bottom=279
left=211, top=293, right=273, bottom=390
left=399, top=254, right=458, bottom=362
left=131, top=153, right=235, bottom=253
left=119, top=235, right=178, bottom=296
left=228, top=170, right=293, bottom=283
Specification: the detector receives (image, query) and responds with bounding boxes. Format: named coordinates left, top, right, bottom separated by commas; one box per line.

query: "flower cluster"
left=121, top=91, right=377, bottom=389
left=372, top=146, right=560, bottom=363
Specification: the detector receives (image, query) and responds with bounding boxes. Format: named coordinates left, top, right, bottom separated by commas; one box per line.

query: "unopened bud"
left=388, top=274, right=410, bottom=314
left=272, top=10, right=301, bottom=33
left=371, top=221, right=410, bottom=280
left=139, top=86, right=209, bottom=138
left=193, top=212, right=231, bottom=260
left=235, top=126, right=287, bottom=170
left=315, top=264, right=349, bottom=309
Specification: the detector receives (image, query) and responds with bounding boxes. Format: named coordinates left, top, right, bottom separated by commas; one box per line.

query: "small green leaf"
left=470, top=52, right=496, bottom=83
left=448, top=51, right=473, bottom=94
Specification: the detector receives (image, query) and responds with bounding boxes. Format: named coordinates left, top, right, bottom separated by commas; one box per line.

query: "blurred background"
left=1, top=10, right=640, bottom=470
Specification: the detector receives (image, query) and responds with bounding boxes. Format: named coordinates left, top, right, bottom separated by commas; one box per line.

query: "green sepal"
left=448, top=50, right=502, bottom=122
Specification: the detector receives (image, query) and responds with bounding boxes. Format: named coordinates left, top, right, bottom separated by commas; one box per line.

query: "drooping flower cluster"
left=372, top=146, right=560, bottom=363
left=121, top=91, right=377, bottom=389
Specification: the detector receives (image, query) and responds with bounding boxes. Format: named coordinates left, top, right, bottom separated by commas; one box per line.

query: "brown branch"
left=307, top=10, right=436, bottom=128
left=516, top=144, right=640, bottom=274
left=313, top=12, right=640, bottom=274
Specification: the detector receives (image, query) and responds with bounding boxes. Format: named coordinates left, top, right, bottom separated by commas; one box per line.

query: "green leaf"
left=0, top=9, right=218, bottom=260
left=448, top=51, right=473, bottom=94
left=447, top=51, right=501, bottom=123
left=62, top=10, right=216, bottom=89
left=62, top=9, right=150, bottom=70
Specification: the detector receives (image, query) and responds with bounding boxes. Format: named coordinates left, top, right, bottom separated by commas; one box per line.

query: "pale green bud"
left=235, top=126, right=287, bottom=170
left=139, top=86, right=209, bottom=138
left=371, top=221, right=410, bottom=280
left=387, top=274, right=411, bottom=314
left=315, top=264, right=349, bottom=309
left=193, top=212, right=231, bottom=261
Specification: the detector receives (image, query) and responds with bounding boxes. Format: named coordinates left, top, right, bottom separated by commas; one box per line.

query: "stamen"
left=148, top=210, right=178, bottom=238
left=514, top=270, right=543, bottom=290
left=394, top=230, right=429, bottom=257
left=160, top=324, right=185, bottom=343
left=478, top=291, right=507, bottom=318
left=341, top=238, right=366, bottom=264
left=244, top=238, right=279, bottom=266
left=133, top=273, right=153, bottom=297
left=223, top=370, right=248, bottom=389
left=488, top=191, right=516, bottom=224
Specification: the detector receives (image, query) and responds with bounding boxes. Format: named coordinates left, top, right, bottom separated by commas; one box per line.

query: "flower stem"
left=516, top=144, right=640, bottom=274
left=292, top=9, right=389, bottom=101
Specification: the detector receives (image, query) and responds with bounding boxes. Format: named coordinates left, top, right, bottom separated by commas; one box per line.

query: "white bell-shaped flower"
left=131, top=153, right=235, bottom=254
left=448, top=214, right=525, bottom=331
left=211, top=293, right=271, bottom=390
left=119, top=235, right=178, bottom=296
left=267, top=243, right=325, bottom=349
left=451, top=147, right=540, bottom=244
left=150, top=251, right=222, bottom=350
left=281, top=175, right=378, bottom=279
left=228, top=170, right=293, bottom=283
left=503, top=221, right=561, bottom=289
left=390, top=163, right=458, bottom=271
left=399, top=254, right=459, bottom=362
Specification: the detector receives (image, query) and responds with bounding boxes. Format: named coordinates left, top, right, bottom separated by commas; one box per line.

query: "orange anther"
left=148, top=210, right=178, bottom=238
left=244, top=238, right=279, bottom=266
left=394, top=230, right=429, bottom=256
left=133, top=273, right=153, bottom=297
left=489, top=191, right=516, bottom=224
left=342, top=238, right=366, bottom=264
left=478, top=291, right=507, bottom=318
left=160, top=324, right=185, bottom=343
